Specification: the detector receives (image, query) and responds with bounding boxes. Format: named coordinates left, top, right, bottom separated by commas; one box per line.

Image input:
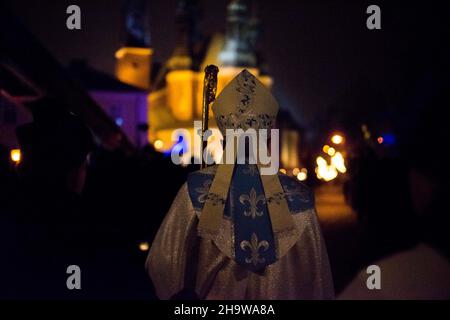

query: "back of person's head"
left=16, top=96, right=94, bottom=191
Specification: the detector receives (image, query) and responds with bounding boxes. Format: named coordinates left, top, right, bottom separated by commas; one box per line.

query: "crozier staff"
left=200, top=65, right=219, bottom=169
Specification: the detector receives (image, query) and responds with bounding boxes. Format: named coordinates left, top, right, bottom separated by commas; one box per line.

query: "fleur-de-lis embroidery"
left=195, top=180, right=212, bottom=203
left=240, top=233, right=269, bottom=266
left=239, top=188, right=265, bottom=219
left=236, top=71, right=256, bottom=113
left=216, top=72, right=275, bottom=133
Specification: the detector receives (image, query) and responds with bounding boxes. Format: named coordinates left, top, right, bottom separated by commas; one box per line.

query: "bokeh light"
left=154, top=140, right=164, bottom=150
left=327, top=147, right=336, bottom=156
left=297, top=171, right=307, bottom=181
left=331, top=134, right=343, bottom=144
left=10, top=149, right=21, bottom=163
left=139, top=242, right=150, bottom=252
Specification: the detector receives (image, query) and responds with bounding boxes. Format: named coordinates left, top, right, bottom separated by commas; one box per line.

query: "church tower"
left=219, top=0, right=257, bottom=67
left=148, top=0, right=271, bottom=157
left=115, top=0, right=153, bottom=90
left=165, top=0, right=203, bottom=121
left=166, top=0, right=202, bottom=71
left=217, top=0, right=271, bottom=94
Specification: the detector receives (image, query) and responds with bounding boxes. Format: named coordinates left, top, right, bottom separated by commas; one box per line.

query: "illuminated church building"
left=115, top=0, right=302, bottom=172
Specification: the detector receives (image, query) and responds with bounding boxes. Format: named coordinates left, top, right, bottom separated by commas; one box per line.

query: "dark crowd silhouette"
left=0, top=84, right=449, bottom=299
left=0, top=97, right=191, bottom=299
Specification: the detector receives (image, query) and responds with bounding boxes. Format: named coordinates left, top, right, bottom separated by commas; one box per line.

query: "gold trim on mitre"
left=197, top=163, right=234, bottom=238
left=198, top=69, right=300, bottom=260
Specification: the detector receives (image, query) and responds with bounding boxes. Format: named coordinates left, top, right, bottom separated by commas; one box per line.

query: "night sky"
left=6, top=0, right=448, bottom=128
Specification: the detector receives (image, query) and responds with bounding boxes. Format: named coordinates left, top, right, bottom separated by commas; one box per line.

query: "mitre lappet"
left=195, top=69, right=301, bottom=271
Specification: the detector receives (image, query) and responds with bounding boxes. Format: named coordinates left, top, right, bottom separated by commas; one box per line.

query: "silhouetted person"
left=3, top=97, right=94, bottom=299
left=339, top=80, right=450, bottom=299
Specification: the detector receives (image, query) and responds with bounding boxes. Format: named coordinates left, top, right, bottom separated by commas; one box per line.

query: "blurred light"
left=331, top=134, right=343, bottom=145
left=154, top=140, right=164, bottom=150
left=316, top=156, right=326, bottom=166
left=377, top=136, right=384, bottom=144
left=322, top=145, right=330, bottom=153
left=382, top=133, right=396, bottom=145
left=115, top=117, right=123, bottom=127
left=297, top=172, right=307, bottom=181
left=279, top=168, right=287, bottom=174
left=166, top=70, right=195, bottom=121
left=10, top=149, right=21, bottom=163
left=115, top=47, right=152, bottom=59
left=327, top=147, right=336, bottom=156
left=301, top=168, right=308, bottom=173
left=362, top=124, right=371, bottom=140
left=292, top=167, right=300, bottom=176
left=331, top=152, right=347, bottom=173
left=316, top=156, right=338, bottom=181
left=115, top=47, right=153, bottom=89
left=139, top=242, right=149, bottom=251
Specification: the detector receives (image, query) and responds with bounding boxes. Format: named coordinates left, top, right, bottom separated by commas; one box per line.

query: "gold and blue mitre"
left=213, top=69, right=278, bottom=135
left=187, top=70, right=314, bottom=272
